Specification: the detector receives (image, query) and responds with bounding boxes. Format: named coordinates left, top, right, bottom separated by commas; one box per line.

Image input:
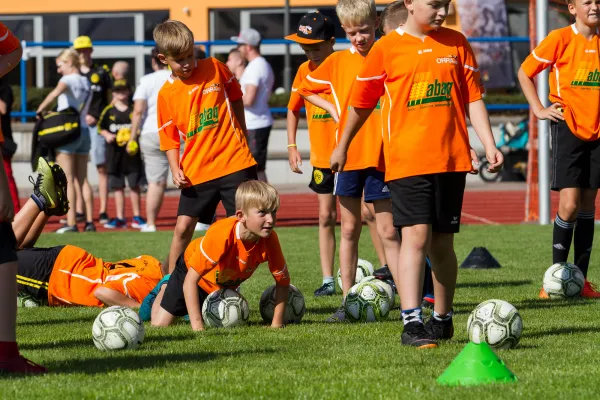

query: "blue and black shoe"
left=139, top=274, right=170, bottom=321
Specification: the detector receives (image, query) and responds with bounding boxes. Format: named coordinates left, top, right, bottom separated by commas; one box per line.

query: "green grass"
left=2, top=225, right=600, bottom=398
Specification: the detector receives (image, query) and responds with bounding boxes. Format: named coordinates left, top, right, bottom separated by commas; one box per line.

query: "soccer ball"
left=92, top=306, right=145, bottom=351
left=359, top=276, right=395, bottom=308
left=344, top=281, right=391, bottom=322
left=467, top=299, right=523, bottom=350
left=202, top=288, right=250, bottom=328
left=543, top=262, right=585, bottom=298
left=337, top=258, right=375, bottom=291
left=259, top=284, right=306, bottom=324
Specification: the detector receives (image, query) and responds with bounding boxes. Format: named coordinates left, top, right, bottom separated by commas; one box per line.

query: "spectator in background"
left=0, top=77, right=19, bottom=213
left=111, top=61, right=129, bottom=81
left=231, top=28, right=275, bottom=182
left=36, top=48, right=93, bottom=233
left=226, top=48, right=246, bottom=80
left=130, top=48, right=171, bottom=233
left=74, top=36, right=112, bottom=225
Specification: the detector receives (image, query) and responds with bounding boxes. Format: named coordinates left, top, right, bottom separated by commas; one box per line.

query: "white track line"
left=460, top=212, right=500, bottom=225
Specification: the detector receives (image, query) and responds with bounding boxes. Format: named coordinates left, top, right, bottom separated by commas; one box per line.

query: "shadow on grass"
left=528, top=326, right=600, bottom=339
left=19, top=333, right=199, bottom=351
left=304, top=305, right=340, bottom=316
left=456, top=279, right=533, bottom=289
left=19, top=315, right=97, bottom=327
left=454, top=298, right=593, bottom=312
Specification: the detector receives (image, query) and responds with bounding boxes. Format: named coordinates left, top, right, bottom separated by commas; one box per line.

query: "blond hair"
left=153, top=20, right=194, bottom=56
left=380, top=1, right=408, bottom=33
left=235, top=180, right=280, bottom=212
left=58, top=48, right=81, bottom=69
left=336, top=0, right=377, bottom=26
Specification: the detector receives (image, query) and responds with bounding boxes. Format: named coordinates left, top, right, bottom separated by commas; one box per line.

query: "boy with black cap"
left=97, top=79, right=146, bottom=230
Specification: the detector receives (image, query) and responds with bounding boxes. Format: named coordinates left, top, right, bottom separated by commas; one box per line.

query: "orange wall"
left=2, top=1, right=460, bottom=41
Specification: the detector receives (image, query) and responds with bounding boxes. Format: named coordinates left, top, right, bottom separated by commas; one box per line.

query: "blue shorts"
left=333, top=167, right=390, bottom=202
left=56, top=126, right=91, bottom=155
left=90, top=125, right=107, bottom=166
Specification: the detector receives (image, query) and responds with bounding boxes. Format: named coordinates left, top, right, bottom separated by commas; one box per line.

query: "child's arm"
left=301, top=95, right=339, bottom=123
left=165, top=149, right=190, bottom=189
left=286, top=109, right=303, bottom=173
left=330, top=107, right=374, bottom=172
left=231, top=98, right=247, bottom=136
left=130, top=99, right=146, bottom=143
left=94, top=287, right=140, bottom=308
left=517, top=67, right=564, bottom=122
left=467, top=100, right=504, bottom=172
left=183, top=268, right=204, bottom=331
left=100, top=129, right=116, bottom=144
left=271, top=285, right=289, bottom=328
left=36, top=81, right=68, bottom=114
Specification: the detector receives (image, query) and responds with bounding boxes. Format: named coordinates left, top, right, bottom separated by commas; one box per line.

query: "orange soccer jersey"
left=47, top=245, right=163, bottom=307
left=288, top=61, right=338, bottom=169
left=521, top=25, right=600, bottom=141
left=297, top=47, right=384, bottom=171
left=183, top=217, right=290, bottom=294
left=157, top=58, right=256, bottom=186
left=351, top=27, right=484, bottom=182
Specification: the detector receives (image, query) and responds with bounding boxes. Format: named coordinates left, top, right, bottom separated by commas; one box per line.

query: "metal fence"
left=14, top=36, right=531, bottom=122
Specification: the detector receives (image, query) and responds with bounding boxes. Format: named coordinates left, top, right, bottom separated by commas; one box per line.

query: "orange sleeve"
left=458, top=36, right=485, bottom=104
left=266, top=231, right=290, bottom=286
left=157, top=91, right=180, bottom=152
left=187, top=226, right=230, bottom=277
left=297, top=56, right=334, bottom=98
left=521, top=31, right=562, bottom=78
left=0, top=24, right=20, bottom=55
left=350, top=42, right=386, bottom=109
left=288, top=68, right=305, bottom=112
left=216, top=59, right=243, bottom=102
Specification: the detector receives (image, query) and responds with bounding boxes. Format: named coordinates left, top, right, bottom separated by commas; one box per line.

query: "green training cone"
left=437, top=342, right=518, bottom=386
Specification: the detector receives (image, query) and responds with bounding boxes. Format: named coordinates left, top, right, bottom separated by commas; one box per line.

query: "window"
left=144, top=11, right=169, bottom=41
left=212, top=10, right=241, bottom=40
left=79, top=17, right=135, bottom=41
left=43, top=14, right=69, bottom=41
left=3, top=20, right=34, bottom=42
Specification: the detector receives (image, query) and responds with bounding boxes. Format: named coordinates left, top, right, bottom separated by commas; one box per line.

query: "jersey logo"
left=203, top=83, right=221, bottom=95
left=91, top=73, right=100, bottom=84
left=186, top=104, right=220, bottom=138
left=312, top=111, right=332, bottom=121
left=407, top=73, right=454, bottom=108
left=418, top=49, right=433, bottom=55
left=313, top=169, right=324, bottom=185
left=188, top=86, right=200, bottom=95
left=436, top=55, right=458, bottom=65
left=109, top=115, right=116, bottom=121
left=572, top=63, right=600, bottom=88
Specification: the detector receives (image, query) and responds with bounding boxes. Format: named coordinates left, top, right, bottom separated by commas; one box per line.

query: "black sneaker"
left=325, top=306, right=346, bottom=323
left=314, top=282, right=335, bottom=297
left=401, top=322, right=438, bottom=348
left=84, top=222, right=96, bottom=232
left=424, top=316, right=454, bottom=341
left=98, top=212, right=110, bottom=224
left=373, top=265, right=393, bottom=280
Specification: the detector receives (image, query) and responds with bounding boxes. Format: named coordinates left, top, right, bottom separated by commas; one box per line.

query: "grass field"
left=2, top=225, right=600, bottom=399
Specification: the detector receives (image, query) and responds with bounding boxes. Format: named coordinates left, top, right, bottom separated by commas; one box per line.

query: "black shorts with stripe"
left=16, top=246, right=64, bottom=301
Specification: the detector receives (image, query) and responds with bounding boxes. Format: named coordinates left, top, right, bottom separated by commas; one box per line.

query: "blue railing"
left=15, top=37, right=531, bottom=122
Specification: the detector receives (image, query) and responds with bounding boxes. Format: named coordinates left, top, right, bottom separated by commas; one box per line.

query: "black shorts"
left=551, top=120, right=600, bottom=190
left=308, top=167, right=335, bottom=194
left=389, top=172, right=466, bottom=233
left=16, top=246, right=64, bottom=301
left=109, top=171, right=142, bottom=190
left=247, top=126, right=272, bottom=171
left=160, top=254, right=209, bottom=317
left=0, top=222, right=17, bottom=264
left=178, top=166, right=258, bottom=223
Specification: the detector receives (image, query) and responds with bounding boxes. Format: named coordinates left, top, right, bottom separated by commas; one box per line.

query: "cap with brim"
left=112, top=79, right=130, bottom=90
left=285, top=12, right=335, bottom=45
left=73, top=36, right=93, bottom=50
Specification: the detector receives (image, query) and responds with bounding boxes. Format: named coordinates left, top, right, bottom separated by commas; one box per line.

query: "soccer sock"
left=432, top=309, right=453, bottom=322
left=30, top=194, right=45, bottom=211
left=0, top=341, right=19, bottom=358
left=574, top=210, right=595, bottom=278
left=401, top=307, right=423, bottom=326
left=322, top=276, right=334, bottom=285
left=553, top=214, right=575, bottom=264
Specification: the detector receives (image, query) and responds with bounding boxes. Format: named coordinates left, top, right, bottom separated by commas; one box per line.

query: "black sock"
left=574, top=211, right=595, bottom=277
left=553, top=214, right=575, bottom=264
left=423, top=258, right=434, bottom=298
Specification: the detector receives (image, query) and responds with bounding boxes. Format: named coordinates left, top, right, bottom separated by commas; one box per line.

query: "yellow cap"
left=73, top=36, right=93, bottom=50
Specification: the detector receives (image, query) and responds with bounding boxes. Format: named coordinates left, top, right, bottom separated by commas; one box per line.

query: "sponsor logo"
left=298, top=25, right=313, bottom=35
left=202, top=83, right=221, bottom=95
left=418, top=49, right=433, bottom=55
left=585, top=49, right=597, bottom=54
left=186, top=104, right=219, bottom=138
left=188, top=86, right=200, bottom=95
left=451, top=216, right=459, bottom=224
left=437, top=54, right=459, bottom=65
left=312, top=111, right=332, bottom=121
left=407, top=73, right=454, bottom=108
left=313, top=169, right=324, bottom=185
left=109, top=123, right=132, bottom=133
left=553, top=243, right=566, bottom=250
left=571, top=63, right=600, bottom=87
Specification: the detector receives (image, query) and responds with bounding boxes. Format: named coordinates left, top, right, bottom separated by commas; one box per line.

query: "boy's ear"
left=157, top=54, right=169, bottom=65
left=235, top=209, right=246, bottom=222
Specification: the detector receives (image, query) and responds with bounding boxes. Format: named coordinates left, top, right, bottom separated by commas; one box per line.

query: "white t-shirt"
left=239, top=56, right=274, bottom=130
left=57, top=74, right=91, bottom=127
left=132, top=69, right=171, bottom=136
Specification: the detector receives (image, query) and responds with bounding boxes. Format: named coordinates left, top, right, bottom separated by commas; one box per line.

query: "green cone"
left=437, top=342, right=518, bottom=386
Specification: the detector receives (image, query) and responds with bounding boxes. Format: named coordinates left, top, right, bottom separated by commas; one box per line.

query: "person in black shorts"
left=98, top=79, right=146, bottom=230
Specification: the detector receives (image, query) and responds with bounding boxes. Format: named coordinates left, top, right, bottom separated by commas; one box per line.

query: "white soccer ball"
left=344, top=281, right=390, bottom=322
left=359, top=276, right=395, bottom=308
left=543, top=262, right=585, bottom=298
left=259, top=284, right=306, bottom=324
left=202, top=288, right=250, bottom=328
left=337, top=258, right=375, bottom=291
left=467, top=299, right=523, bottom=349
left=92, top=306, right=145, bottom=351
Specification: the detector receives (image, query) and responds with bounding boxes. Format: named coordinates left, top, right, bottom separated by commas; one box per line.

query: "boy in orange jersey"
left=331, top=0, right=503, bottom=347
left=519, top=0, right=600, bottom=298
left=154, top=21, right=258, bottom=274
left=150, top=180, right=290, bottom=330
left=297, top=0, right=402, bottom=322
left=285, top=12, right=340, bottom=296
left=0, top=22, right=47, bottom=374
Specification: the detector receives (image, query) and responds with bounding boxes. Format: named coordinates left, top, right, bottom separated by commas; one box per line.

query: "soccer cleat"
left=30, top=158, right=59, bottom=215
left=401, top=322, right=438, bottom=348
left=139, top=274, right=171, bottom=321
left=313, top=282, right=335, bottom=297
left=424, top=316, right=454, bottom=340
left=55, top=224, right=78, bottom=234
left=104, top=218, right=126, bottom=229
left=140, top=224, right=157, bottom=233
left=325, top=306, right=347, bottom=323
left=0, top=355, right=47, bottom=375
left=581, top=280, right=600, bottom=298
left=538, top=287, right=549, bottom=299
left=98, top=212, right=110, bottom=224
left=373, top=265, right=393, bottom=280
left=131, top=216, right=147, bottom=229
left=48, top=163, right=69, bottom=217
left=84, top=222, right=96, bottom=232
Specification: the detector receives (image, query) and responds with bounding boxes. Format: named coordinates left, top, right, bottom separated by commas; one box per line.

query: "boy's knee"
left=340, top=221, right=361, bottom=241
left=559, top=200, right=579, bottom=221
left=377, top=222, right=398, bottom=242
left=174, top=220, right=196, bottom=237
left=319, top=210, right=336, bottom=227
